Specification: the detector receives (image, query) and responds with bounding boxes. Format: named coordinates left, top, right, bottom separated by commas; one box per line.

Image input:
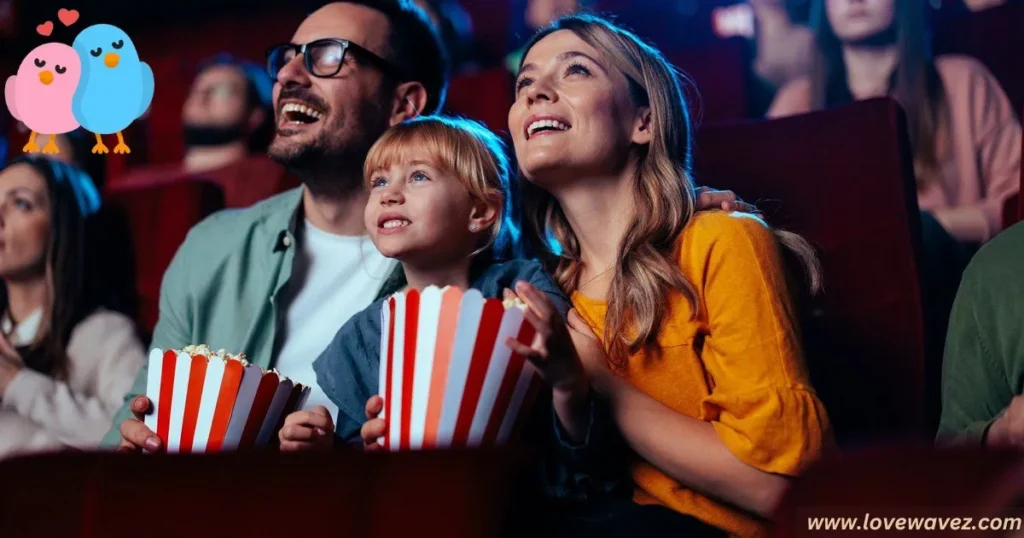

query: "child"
left=278, top=117, right=597, bottom=460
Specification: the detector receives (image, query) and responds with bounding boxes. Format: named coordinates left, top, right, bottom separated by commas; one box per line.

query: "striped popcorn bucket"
left=144, top=348, right=311, bottom=453
left=378, top=286, right=543, bottom=451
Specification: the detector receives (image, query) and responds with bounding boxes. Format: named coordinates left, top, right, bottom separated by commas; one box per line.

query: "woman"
left=0, top=156, right=145, bottom=459
left=509, top=14, right=830, bottom=537
left=769, top=0, right=1022, bottom=244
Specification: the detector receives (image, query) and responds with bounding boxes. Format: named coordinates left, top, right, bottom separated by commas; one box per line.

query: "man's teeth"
left=382, top=219, right=410, bottom=229
left=281, top=102, right=324, bottom=121
left=528, top=119, right=570, bottom=136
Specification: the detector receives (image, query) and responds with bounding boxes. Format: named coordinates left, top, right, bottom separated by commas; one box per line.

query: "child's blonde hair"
left=364, top=116, right=518, bottom=256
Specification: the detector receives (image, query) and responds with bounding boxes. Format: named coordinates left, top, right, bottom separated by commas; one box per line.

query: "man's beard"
left=268, top=89, right=389, bottom=196
left=182, top=123, right=246, bottom=147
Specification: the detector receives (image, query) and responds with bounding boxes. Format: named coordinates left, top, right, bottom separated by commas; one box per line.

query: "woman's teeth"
left=528, top=119, right=570, bottom=136
left=281, top=103, right=324, bottom=124
left=381, top=219, right=410, bottom=229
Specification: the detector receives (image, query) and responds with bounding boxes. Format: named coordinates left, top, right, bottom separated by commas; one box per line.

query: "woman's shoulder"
left=678, top=211, right=780, bottom=265
left=934, top=55, right=1006, bottom=98
left=70, top=309, right=138, bottom=338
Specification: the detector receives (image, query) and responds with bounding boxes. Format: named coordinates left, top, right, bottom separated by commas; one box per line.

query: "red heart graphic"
left=57, top=8, right=79, bottom=27
left=36, top=21, right=53, bottom=36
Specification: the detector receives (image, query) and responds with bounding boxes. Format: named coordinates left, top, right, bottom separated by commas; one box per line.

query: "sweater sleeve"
left=695, top=214, right=830, bottom=476
left=2, top=312, right=146, bottom=448
left=935, top=59, right=1022, bottom=242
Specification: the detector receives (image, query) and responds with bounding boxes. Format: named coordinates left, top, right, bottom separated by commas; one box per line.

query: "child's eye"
left=565, top=63, right=591, bottom=77
left=410, top=171, right=430, bottom=183
left=370, top=177, right=388, bottom=188
left=13, top=198, right=33, bottom=211
left=515, top=76, right=533, bottom=94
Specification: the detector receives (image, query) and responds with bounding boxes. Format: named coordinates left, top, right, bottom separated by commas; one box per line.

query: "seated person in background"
left=115, top=54, right=294, bottom=208
left=506, top=0, right=591, bottom=73
left=412, top=0, right=494, bottom=73
left=0, top=157, right=145, bottom=459
left=751, top=0, right=814, bottom=91
left=938, top=220, right=1024, bottom=447
left=769, top=0, right=1022, bottom=245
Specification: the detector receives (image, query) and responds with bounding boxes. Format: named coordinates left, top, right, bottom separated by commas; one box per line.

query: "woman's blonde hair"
left=518, top=15, right=822, bottom=366
left=364, top=116, right=519, bottom=257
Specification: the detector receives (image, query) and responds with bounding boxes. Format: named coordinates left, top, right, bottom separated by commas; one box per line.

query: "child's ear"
left=390, top=82, right=429, bottom=126
left=631, top=107, right=653, bottom=145
left=468, top=195, right=500, bottom=234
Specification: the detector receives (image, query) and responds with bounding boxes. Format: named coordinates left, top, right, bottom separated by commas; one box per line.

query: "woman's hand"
left=566, top=309, right=617, bottom=396
left=0, top=334, right=24, bottom=396
left=504, top=281, right=587, bottom=395
left=279, top=406, right=335, bottom=452
left=360, top=395, right=387, bottom=451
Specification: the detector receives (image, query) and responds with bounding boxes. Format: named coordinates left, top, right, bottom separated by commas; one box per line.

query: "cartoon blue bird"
left=71, top=24, right=153, bottom=154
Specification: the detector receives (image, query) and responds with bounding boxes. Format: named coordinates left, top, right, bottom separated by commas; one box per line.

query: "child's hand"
left=279, top=405, right=335, bottom=452
left=504, top=281, right=586, bottom=394
left=360, top=395, right=387, bottom=451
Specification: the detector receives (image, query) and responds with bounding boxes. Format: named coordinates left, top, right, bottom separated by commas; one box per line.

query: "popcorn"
left=144, top=346, right=310, bottom=453
left=379, top=286, right=542, bottom=451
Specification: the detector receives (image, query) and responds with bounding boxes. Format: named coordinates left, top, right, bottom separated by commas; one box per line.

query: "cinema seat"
left=772, top=445, right=1024, bottom=538
left=693, top=98, right=928, bottom=445
left=0, top=450, right=531, bottom=538
left=105, top=180, right=225, bottom=335
left=445, top=69, right=514, bottom=134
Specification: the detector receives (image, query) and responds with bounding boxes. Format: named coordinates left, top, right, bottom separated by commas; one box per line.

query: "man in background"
left=115, top=55, right=295, bottom=208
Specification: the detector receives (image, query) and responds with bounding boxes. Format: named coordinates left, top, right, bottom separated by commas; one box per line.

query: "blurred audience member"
left=751, top=0, right=814, bottom=90
left=412, top=0, right=492, bottom=73
left=506, top=0, right=591, bottom=72
left=0, top=157, right=145, bottom=459
left=50, top=129, right=106, bottom=191
left=769, top=0, right=1021, bottom=245
left=116, top=54, right=294, bottom=208
left=938, top=221, right=1024, bottom=447
left=963, top=0, right=1007, bottom=11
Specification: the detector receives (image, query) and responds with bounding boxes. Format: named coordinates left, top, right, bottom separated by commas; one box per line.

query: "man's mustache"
left=276, top=87, right=329, bottom=113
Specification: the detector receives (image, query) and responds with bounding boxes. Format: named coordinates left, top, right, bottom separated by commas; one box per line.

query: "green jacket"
left=937, top=220, right=1024, bottom=444
left=100, top=188, right=404, bottom=447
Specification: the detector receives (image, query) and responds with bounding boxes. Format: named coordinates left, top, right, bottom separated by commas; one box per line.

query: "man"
left=105, top=0, right=447, bottom=450
left=106, top=0, right=741, bottom=452
left=937, top=220, right=1024, bottom=447
left=114, top=55, right=294, bottom=208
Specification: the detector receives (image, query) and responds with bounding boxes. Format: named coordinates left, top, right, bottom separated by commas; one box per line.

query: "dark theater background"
left=0, top=0, right=1022, bottom=536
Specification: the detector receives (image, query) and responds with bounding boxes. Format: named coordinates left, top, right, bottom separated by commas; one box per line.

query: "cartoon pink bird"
left=5, top=42, right=82, bottom=154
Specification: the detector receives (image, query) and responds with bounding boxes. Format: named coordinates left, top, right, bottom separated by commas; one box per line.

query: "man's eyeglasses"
left=266, top=38, right=404, bottom=81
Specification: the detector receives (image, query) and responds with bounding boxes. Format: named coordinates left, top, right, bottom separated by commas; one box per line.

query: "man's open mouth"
left=280, top=102, right=325, bottom=125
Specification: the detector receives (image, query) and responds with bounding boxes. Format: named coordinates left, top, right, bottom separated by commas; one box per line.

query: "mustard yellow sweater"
left=572, top=212, right=831, bottom=537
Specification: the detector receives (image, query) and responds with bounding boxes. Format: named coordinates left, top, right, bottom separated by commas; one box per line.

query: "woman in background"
left=769, top=0, right=1021, bottom=245
left=0, top=157, right=145, bottom=459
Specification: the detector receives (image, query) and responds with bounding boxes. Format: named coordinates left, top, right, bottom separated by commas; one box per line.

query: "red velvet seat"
left=445, top=68, right=514, bottom=135
left=693, top=98, right=928, bottom=445
left=667, top=38, right=749, bottom=123
left=0, top=450, right=530, bottom=538
left=104, top=180, right=225, bottom=335
left=772, top=445, right=1024, bottom=538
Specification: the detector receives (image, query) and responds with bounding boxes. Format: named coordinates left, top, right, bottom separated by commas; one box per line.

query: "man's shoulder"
left=964, top=221, right=1024, bottom=286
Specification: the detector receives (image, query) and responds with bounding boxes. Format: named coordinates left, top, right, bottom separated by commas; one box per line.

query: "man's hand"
left=115, top=396, right=164, bottom=453
left=695, top=186, right=757, bottom=214
left=279, top=406, right=335, bottom=452
left=360, top=395, right=387, bottom=451
left=987, top=396, right=1024, bottom=448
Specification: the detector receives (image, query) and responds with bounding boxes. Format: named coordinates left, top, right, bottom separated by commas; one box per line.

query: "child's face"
left=364, top=151, right=497, bottom=265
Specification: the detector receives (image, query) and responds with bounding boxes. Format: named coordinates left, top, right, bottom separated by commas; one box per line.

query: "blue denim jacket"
left=313, top=259, right=624, bottom=500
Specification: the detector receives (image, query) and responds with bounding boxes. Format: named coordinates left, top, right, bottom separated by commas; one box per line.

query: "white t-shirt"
left=272, top=220, right=397, bottom=420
